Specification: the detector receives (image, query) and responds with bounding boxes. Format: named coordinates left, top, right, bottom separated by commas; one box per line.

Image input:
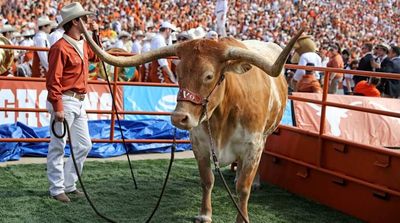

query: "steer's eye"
left=204, top=74, right=214, bottom=83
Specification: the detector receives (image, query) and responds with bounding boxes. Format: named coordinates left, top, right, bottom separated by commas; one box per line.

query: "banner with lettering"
left=0, top=80, right=123, bottom=127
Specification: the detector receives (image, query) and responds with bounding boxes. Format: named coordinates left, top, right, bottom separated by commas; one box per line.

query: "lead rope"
left=92, top=31, right=138, bottom=189
left=52, top=120, right=117, bottom=223
left=145, top=128, right=177, bottom=223
left=203, top=104, right=250, bottom=223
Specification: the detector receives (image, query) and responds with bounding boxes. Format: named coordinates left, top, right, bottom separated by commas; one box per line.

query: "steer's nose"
left=171, top=112, right=191, bottom=129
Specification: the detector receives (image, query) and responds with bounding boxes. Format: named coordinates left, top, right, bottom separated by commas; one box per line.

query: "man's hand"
left=371, top=60, right=381, bottom=69
left=162, top=66, right=177, bottom=83
left=55, top=111, right=65, bottom=122
left=78, top=17, right=98, bottom=33
left=89, top=21, right=99, bottom=32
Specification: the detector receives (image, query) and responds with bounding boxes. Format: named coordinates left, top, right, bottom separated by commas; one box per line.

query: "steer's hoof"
left=193, top=215, right=212, bottom=223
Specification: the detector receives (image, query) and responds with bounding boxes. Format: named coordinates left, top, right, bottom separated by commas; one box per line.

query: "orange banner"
left=0, top=80, right=122, bottom=127
left=293, top=93, right=400, bottom=147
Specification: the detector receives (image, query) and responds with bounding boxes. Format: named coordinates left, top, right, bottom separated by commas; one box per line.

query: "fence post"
left=317, top=70, right=330, bottom=166
left=109, top=66, right=119, bottom=141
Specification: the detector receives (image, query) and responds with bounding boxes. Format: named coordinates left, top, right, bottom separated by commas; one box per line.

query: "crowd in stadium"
left=0, top=0, right=399, bottom=97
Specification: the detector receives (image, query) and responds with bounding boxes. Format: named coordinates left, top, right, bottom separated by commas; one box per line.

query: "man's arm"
left=46, top=46, right=64, bottom=114
left=158, top=57, right=176, bottom=83
left=345, top=77, right=352, bottom=93
left=152, top=35, right=176, bottom=83
left=161, top=65, right=176, bottom=83
left=293, top=55, right=307, bottom=81
left=35, top=35, right=49, bottom=71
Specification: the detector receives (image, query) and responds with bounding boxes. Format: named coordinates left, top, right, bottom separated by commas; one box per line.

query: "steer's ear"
left=223, top=61, right=252, bottom=75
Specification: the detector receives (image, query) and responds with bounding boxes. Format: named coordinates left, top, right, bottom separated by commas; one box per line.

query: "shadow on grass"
left=0, top=159, right=362, bottom=223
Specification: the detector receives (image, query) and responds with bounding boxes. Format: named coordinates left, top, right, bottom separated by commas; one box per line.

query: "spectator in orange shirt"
left=296, top=63, right=323, bottom=93
left=354, top=77, right=381, bottom=97
left=327, top=44, right=344, bottom=94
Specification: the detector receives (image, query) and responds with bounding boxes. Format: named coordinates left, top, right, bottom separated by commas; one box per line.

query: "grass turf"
left=0, top=158, right=362, bottom=223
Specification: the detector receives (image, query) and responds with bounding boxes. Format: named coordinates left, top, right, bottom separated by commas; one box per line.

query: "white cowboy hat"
left=37, top=16, right=53, bottom=27
left=0, top=25, right=16, bottom=33
left=188, top=27, right=206, bottom=39
left=160, top=21, right=176, bottom=31
left=22, top=29, right=35, bottom=37
left=50, top=21, right=58, bottom=29
left=206, top=30, right=218, bottom=39
left=177, top=31, right=192, bottom=41
left=57, top=2, right=94, bottom=29
left=143, top=32, right=156, bottom=41
left=118, top=31, right=131, bottom=39
left=13, top=32, right=22, bottom=38
left=135, top=30, right=145, bottom=37
left=376, top=43, right=390, bottom=52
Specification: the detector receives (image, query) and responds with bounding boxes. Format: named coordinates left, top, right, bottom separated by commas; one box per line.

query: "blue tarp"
left=0, top=119, right=190, bottom=162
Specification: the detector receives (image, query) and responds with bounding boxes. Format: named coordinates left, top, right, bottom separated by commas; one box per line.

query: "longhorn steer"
left=81, top=21, right=302, bottom=223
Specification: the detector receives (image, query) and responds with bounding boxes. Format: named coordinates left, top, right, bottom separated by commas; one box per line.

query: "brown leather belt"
left=63, top=90, right=86, bottom=101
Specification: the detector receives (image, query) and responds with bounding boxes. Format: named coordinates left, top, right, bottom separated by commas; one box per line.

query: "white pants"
left=216, top=12, right=227, bottom=37
left=47, top=95, right=92, bottom=196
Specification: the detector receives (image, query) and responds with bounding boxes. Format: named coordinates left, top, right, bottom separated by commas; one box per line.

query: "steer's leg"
left=235, top=149, right=263, bottom=223
left=193, top=149, right=214, bottom=223
left=236, top=161, right=260, bottom=191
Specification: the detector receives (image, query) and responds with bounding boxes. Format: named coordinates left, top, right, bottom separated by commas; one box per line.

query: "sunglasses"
left=177, top=37, right=188, bottom=41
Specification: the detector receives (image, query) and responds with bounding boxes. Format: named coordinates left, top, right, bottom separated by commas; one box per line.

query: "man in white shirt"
left=49, top=15, right=64, bottom=46
left=140, top=32, right=155, bottom=82
left=32, top=16, right=53, bottom=77
left=215, top=0, right=228, bottom=37
left=0, top=24, right=16, bottom=41
left=149, top=21, right=177, bottom=83
left=113, top=30, right=132, bottom=52
left=18, top=29, right=35, bottom=65
left=131, top=30, right=145, bottom=54
left=20, top=30, right=35, bottom=47
left=293, top=52, right=322, bottom=82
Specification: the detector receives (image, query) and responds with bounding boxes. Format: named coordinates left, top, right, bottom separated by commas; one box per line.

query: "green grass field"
left=0, top=158, right=362, bottom=223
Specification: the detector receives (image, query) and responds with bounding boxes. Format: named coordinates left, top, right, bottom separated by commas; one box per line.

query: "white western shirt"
left=150, top=34, right=168, bottom=67
left=49, top=29, right=64, bottom=46
left=33, top=31, right=50, bottom=71
left=293, top=52, right=322, bottom=81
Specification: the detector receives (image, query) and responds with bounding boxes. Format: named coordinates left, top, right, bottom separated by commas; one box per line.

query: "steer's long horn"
left=224, top=29, right=304, bottom=77
left=80, top=19, right=178, bottom=67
